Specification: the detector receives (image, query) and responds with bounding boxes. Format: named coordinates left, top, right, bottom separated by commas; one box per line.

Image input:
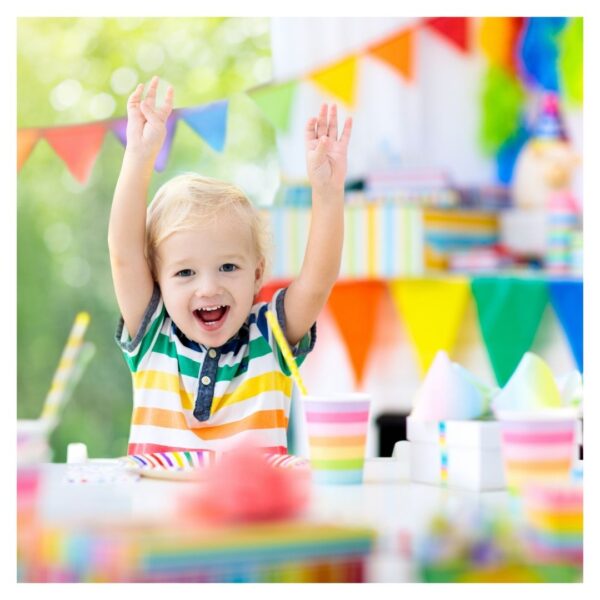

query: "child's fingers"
left=328, top=104, right=338, bottom=140
left=316, top=103, right=328, bottom=138
left=157, top=85, right=174, bottom=120
left=127, top=83, right=144, bottom=107
left=144, top=76, right=160, bottom=108
left=339, top=117, right=353, bottom=147
left=305, top=117, right=318, bottom=143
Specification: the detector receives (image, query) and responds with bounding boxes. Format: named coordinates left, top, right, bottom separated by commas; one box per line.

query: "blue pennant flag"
left=519, top=17, right=568, bottom=92
left=548, top=279, right=583, bottom=372
left=180, top=101, right=228, bottom=152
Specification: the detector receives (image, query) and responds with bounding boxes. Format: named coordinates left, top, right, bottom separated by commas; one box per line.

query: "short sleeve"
left=114, top=284, right=166, bottom=372
left=260, top=287, right=317, bottom=376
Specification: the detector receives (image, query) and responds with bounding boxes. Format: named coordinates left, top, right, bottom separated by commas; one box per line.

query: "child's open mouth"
left=193, top=305, right=230, bottom=331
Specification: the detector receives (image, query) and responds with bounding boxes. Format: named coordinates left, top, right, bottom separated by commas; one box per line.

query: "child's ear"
left=254, top=257, right=265, bottom=295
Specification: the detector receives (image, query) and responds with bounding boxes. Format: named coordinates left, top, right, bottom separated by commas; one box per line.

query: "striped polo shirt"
left=116, top=285, right=316, bottom=456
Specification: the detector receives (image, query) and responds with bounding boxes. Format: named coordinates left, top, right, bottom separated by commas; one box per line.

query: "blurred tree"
left=17, top=17, right=278, bottom=460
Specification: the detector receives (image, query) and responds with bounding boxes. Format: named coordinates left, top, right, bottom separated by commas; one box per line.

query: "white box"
left=407, top=417, right=506, bottom=491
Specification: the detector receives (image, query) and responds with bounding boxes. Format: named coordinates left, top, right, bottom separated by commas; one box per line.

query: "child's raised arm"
left=283, top=104, right=352, bottom=346
left=108, top=76, right=173, bottom=339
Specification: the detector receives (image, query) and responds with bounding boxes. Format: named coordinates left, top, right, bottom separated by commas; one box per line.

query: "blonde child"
left=108, top=76, right=352, bottom=455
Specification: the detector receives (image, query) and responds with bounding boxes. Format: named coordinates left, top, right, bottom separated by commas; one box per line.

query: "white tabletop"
left=32, top=442, right=511, bottom=583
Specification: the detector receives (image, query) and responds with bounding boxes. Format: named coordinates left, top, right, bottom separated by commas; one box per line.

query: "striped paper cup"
left=497, top=410, right=577, bottom=493
left=302, top=394, right=371, bottom=485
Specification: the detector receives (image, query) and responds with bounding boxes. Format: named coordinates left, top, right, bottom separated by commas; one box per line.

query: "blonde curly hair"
left=145, top=173, right=272, bottom=279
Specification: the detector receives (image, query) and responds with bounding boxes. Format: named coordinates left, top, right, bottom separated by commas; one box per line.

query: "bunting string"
left=17, top=17, right=473, bottom=182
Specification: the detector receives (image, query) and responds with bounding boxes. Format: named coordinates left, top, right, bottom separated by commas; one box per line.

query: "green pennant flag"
left=471, top=277, right=549, bottom=386
left=249, top=81, right=297, bottom=133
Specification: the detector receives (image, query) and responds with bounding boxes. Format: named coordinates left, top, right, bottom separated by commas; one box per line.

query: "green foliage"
left=17, top=17, right=277, bottom=460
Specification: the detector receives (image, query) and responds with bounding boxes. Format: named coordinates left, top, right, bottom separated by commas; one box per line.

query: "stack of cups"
left=303, top=393, right=371, bottom=485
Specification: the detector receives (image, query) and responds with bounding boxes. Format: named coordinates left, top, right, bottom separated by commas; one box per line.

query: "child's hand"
left=305, top=104, right=352, bottom=193
left=125, top=76, right=174, bottom=160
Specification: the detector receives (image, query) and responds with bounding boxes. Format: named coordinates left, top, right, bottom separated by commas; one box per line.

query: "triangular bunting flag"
left=369, top=29, right=415, bottom=81
left=249, top=81, right=297, bottom=133
left=389, top=277, right=470, bottom=374
left=110, top=117, right=127, bottom=147
left=471, top=277, right=549, bottom=386
left=257, top=278, right=293, bottom=304
left=17, top=129, right=40, bottom=171
left=548, top=279, right=583, bottom=372
left=44, top=123, right=107, bottom=184
left=110, top=114, right=179, bottom=171
left=478, top=17, right=525, bottom=73
left=327, top=280, right=386, bottom=388
left=426, top=17, right=470, bottom=53
left=180, top=101, right=228, bottom=152
left=308, top=55, right=359, bottom=107
left=154, top=113, right=178, bottom=171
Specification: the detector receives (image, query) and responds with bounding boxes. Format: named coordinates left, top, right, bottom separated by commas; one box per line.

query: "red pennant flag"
left=257, top=279, right=293, bottom=303
left=426, top=17, right=471, bottom=53
left=369, top=29, right=415, bottom=81
left=44, top=123, right=107, bottom=183
left=17, top=129, right=40, bottom=171
left=327, top=280, right=386, bottom=388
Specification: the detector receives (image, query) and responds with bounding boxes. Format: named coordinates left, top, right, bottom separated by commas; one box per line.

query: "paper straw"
left=265, top=310, right=308, bottom=396
left=40, top=312, right=91, bottom=420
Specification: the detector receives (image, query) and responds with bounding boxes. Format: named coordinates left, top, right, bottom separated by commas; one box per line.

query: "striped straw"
left=40, top=312, right=91, bottom=421
left=265, top=310, right=308, bottom=396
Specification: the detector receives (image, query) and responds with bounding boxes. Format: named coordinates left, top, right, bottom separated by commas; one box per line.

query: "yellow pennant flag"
left=308, top=55, right=359, bottom=107
left=389, top=277, right=471, bottom=375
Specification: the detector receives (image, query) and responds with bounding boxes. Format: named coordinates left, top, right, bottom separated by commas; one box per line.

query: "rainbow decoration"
left=498, top=419, right=576, bottom=492
left=522, top=483, right=583, bottom=565
left=303, top=395, right=371, bottom=485
left=23, top=521, right=375, bottom=582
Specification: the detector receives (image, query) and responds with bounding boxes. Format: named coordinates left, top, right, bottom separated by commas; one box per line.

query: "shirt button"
left=201, top=376, right=211, bottom=386
left=208, top=349, right=217, bottom=359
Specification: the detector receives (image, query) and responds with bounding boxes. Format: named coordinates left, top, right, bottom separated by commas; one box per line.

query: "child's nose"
left=194, top=273, right=221, bottom=297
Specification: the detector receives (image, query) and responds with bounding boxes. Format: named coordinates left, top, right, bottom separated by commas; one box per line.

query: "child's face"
left=156, top=212, right=264, bottom=348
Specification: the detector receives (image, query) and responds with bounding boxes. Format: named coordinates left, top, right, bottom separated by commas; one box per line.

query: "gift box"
left=407, top=417, right=506, bottom=491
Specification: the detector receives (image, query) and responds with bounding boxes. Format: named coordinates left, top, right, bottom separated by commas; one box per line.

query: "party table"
left=19, top=443, right=525, bottom=583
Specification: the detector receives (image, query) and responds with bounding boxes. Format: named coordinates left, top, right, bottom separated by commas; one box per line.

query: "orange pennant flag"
left=308, top=55, right=359, bottom=107
left=44, top=123, right=107, bottom=184
left=17, top=129, right=40, bottom=171
left=369, top=29, right=415, bottom=81
left=327, top=280, right=386, bottom=388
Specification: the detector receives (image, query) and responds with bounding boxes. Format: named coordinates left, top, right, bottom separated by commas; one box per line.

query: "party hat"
left=411, top=351, right=487, bottom=421
left=533, top=93, right=568, bottom=141
left=492, top=352, right=562, bottom=414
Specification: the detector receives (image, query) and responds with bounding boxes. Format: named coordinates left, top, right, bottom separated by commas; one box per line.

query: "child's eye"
left=220, top=263, right=238, bottom=273
left=175, top=269, right=194, bottom=277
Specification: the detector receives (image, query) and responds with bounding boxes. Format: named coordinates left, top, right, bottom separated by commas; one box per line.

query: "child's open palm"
left=126, top=76, right=174, bottom=159
left=305, top=104, right=352, bottom=192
